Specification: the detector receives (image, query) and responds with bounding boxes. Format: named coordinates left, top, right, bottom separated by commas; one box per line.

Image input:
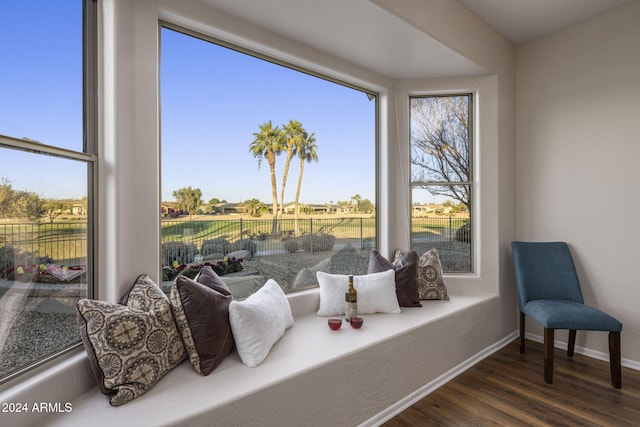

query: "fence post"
left=239, top=217, right=243, bottom=240
left=360, top=217, right=364, bottom=249
left=449, top=216, right=452, bottom=241
left=310, top=218, right=314, bottom=254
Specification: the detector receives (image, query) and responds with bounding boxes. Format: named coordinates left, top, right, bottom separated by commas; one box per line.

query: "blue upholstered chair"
left=511, top=241, right=622, bottom=388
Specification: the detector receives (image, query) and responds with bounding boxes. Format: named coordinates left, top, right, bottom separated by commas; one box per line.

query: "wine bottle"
left=345, top=275, right=357, bottom=322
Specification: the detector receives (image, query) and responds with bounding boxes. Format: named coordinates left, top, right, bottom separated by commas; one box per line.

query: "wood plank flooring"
left=383, top=339, right=640, bottom=426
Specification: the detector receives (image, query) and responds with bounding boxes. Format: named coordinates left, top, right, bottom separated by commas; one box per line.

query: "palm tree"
left=250, top=121, right=284, bottom=235
left=279, top=119, right=305, bottom=230
left=351, top=194, right=362, bottom=213
left=293, top=131, right=318, bottom=235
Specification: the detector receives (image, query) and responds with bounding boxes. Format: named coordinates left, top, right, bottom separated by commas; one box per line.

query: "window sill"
left=4, top=290, right=499, bottom=427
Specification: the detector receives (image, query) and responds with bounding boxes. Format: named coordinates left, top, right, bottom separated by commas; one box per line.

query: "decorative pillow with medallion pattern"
left=76, top=274, right=187, bottom=406
left=394, top=248, right=449, bottom=300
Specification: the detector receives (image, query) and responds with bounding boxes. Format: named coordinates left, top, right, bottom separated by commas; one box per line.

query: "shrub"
left=0, top=245, right=17, bottom=279
left=228, top=239, right=257, bottom=258
left=283, top=239, right=299, bottom=254
left=201, top=238, right=230, bottom=256
left=278, top=230, right=294, bottom=241
left=0, top=246, right=50, bottom=280
left=299, top=233, right=335, bottom=253
left=212, top=257, right=244, bottom=275
left=38, top=255, right=56, bottom=265
left=249, top=232, right=269, bottom=241
left=162, top=241, right=197, bottom=266
left=455, top=223, right=471, bottom=243
left=162, top=259, right=244, bottom=282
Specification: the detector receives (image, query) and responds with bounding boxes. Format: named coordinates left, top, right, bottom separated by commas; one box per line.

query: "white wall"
left=0, top=0, right=520, bottom=425
left=97, top=0, right=517, bottom=421
left=100, top=0, right=163, bottom=301
left=516, top=0, right=640, bottom=363
left=378, top=0, right=517, bottom=330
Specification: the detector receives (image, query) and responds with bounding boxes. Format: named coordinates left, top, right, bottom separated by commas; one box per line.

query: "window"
left=410, top=94, right=472, bottom=272
left=0, top=0, right=96, bottom=383
left=160, top=26, right=377, bottom=298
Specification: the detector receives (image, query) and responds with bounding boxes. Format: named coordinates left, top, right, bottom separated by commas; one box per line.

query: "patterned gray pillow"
left=76, top=275, right=186, bottom=406
left=394, top=248, right=449, bottom=300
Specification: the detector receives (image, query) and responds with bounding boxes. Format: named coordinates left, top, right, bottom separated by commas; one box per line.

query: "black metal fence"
left=160, top=215, right=469, bottom=263
left=160, top=217, right=377, bottom=265
left=0, top=222, right=87, bottom=268
left=0, top=215, right=469, bottom=271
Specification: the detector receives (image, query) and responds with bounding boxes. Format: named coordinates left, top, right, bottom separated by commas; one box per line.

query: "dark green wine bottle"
left=345, top=275, right=357, bottom=321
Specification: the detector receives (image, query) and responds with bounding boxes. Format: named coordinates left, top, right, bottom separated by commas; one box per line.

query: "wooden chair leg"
left=609, top=331, right=622, bottom=389
left=567, top=329, right=576, bottom=357
left=544, top=328, right=554, bottom=384
left=519, top=312, right=526, bottom=353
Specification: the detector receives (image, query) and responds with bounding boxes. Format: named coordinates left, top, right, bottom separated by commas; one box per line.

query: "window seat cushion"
left=37, top=293, right=493, bottom=427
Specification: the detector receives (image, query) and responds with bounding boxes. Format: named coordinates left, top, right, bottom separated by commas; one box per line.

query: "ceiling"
left=458, top=0, right=632, bottom=45
left=196, top=0, right=631, bottom=80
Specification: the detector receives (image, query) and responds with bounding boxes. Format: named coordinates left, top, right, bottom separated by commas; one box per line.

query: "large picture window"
left=0, top=0, right=96, bottom=382
left=160, top=26, right=377, bottom=299
left=410, top=94, right=472, bottom=272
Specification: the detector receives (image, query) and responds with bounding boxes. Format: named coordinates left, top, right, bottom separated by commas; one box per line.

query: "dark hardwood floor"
left=383, top=339, right=640, bottom=426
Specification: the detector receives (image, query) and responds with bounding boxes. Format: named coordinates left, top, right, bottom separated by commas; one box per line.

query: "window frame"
left=158, top=22, right=380, bottom=296
left=0, top=0, right=98, bottom=385
left=409, top=93, right=474, bottom=273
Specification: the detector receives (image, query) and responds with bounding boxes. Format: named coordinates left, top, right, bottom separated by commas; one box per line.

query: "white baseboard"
left=525, top=332, right=640, bottom=371
left=361, top=331, right=518, bottom=427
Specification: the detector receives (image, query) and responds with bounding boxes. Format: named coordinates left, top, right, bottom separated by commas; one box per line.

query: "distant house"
left=160, top=202, right=180, bottom=217
left=71, top=203, right=86, bottom=215
left=214, top=202, right=242, bottom=214
left=438, top=206, right=453, bottom=215
left=412, top=204, right=436, bottom=215
left=283, top=203, right=340, bottom=214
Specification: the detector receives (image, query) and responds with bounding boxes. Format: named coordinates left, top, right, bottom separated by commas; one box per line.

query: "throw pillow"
left=368, top=250, right=421, bottom=307
left=170, top=266, right=235, bottom=376
left=316, top=270, right=400, bottom=316
left=228, top=279, right=294, bottom=368
left=395, top=248, right=449, bottom=300
left=76, top=275, right=187, bottom=406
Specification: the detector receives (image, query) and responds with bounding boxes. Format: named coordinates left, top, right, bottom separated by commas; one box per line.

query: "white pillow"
left=316, top=270, right=400, bottom=316
left=229, top=279, right=294, bottom=368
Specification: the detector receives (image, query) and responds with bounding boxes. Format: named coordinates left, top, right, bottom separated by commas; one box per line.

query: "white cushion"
left=316, top=270, right=400, bottom=316
left=229, top=279, right=294, bottom=368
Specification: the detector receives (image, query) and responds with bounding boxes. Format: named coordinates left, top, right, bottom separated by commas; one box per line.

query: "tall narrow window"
left=160, top=26, right=377, bottom=298
left=410, top=95, right=472, bottom=272
left=0, top=0, right=96, bottom=382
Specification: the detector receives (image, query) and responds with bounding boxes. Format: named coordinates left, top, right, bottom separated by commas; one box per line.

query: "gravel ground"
left=0, top=310, right=78, bottom=378
left=243, top=240, right=471, bottom=291
left=0, top=241, right=470, bottom=379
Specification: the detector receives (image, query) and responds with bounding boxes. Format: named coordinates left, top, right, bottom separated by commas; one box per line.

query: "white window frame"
left=158, top=22, right=380, bottom=296
left=409, top=93, right=474, bottom=273
left=0, top=0, right=97, bottom=385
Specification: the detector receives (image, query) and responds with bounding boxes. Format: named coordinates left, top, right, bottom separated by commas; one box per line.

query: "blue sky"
left=0, top=3, right=376, bottom=206
left=0, top=1, right=84, bottom=199
left=160, top=28, right=376, bottom=205
left=0, top=1, right=82, bottom=151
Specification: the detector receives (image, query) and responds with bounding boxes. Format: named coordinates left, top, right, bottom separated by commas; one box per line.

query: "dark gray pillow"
left=170, top=266, right=235, bottom=376
left=368, top=250, right=421, bottom=307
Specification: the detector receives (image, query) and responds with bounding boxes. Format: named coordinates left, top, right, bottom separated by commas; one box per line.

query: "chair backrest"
left=511, top=241, right=584, bottom=311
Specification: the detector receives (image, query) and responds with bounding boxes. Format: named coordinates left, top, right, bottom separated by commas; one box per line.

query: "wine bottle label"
left=345, top=301, right=357, bottom=321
